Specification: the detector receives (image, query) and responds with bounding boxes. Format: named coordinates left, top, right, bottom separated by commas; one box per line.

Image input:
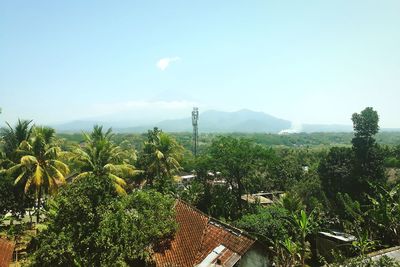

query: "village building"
left=154, top=200, right=269, bottom=267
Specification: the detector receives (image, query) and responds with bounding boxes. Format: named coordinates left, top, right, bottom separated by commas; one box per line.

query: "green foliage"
left=292, top=210, right=316, bottom=266
left=98, top=190, right=177, bottom=265
left=290, top=171, right=329, bottom=213
left=0, top=171, right=33, bottom=218
left=352, top=107, right=385, bottom=195
left=30, top=175, right=117, bottom=266
left=274, top=237, right=301, bottom=267
left=319, top=146, right=354, bottom=200
left=74, top=125, right=139, bottom=195
left=138, top=128, right=184, bottom=192
left=8, top=127, right=69, bottom=196
left=208, top=136, right=276, bottom=217
left=7, top=126, right=69, bottom=223
left=367, top=184, right=400, bottom=245
left=336, top=192, right=365, bottom=231
left=30, top=175, right=176, bottom=266
left=0, top=119, right=33, bottom=164
left=235, top=206, right=290, bottom=246
left=351, top=232, right=376, bottom=257
left=178, top=180, right=205, bottom=206
left=276, top=193, right=304, bottom=215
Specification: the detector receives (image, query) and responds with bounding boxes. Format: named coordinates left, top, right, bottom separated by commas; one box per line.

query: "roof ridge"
left=194, top=212, right=212, bottom=264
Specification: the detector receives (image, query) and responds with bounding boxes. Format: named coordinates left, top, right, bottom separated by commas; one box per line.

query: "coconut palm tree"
left=74, top=125, right=139, bottom=195
left=7, top=126, right=69, bottom=222
left=0, top=119, right=33, bottom=165
left=140, top=128, right=183, bottom=187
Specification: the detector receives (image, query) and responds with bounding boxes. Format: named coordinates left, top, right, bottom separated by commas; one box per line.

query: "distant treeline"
left=57, top=131, right=400, bottom=152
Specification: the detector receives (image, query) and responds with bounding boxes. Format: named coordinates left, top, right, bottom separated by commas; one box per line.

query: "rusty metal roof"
left=154, top=200, right=255, bottom=267
left=0, top=238, right=15, bottom=267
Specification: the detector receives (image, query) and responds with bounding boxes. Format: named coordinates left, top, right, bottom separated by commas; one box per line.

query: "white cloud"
left=156, top=57, right=181, bottom=71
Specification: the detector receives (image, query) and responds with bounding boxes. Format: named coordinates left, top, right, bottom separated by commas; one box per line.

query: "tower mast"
left=192, top=107, right=199, bottom=156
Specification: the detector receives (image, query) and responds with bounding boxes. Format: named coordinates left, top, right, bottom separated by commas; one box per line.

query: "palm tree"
left=0, top=119, right=33, bottom=164
left=7, top=126, right=69, bottom=223
left=74, top=125, right=139, bottom=195
left=140, top=128, right=183, bottom=187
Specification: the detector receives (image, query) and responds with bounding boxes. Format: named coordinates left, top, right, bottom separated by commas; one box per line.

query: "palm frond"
left=21, top=155, right=38, bottom=165
left=74, top=171, right=92, bottom=180
left=14, top=170, right=26, bottom=185
left=108, top=173, right=127, bottom=187
left=7, top=164, right=23, bottom=175
left=34, top=165, right=44, bottom=186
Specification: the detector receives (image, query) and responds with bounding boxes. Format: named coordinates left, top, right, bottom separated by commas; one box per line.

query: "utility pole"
left=192, top=107, right=199, bottom=156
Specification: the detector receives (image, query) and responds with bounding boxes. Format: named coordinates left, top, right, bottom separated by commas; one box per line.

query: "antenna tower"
left=192, top=107, right=199, bottom=156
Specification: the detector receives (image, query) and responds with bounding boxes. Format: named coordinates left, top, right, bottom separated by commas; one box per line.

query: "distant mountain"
left=154, top=109, right=291, bottom=133
left=54, top=109, right=291, bottom=133
left=52, top=109, right=400, bottom=134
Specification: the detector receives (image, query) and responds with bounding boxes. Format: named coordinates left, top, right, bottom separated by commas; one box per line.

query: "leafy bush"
left=30, top=175, right=176, bottom=266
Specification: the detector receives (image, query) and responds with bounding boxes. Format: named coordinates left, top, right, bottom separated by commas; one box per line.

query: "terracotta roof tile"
left=195, top=221, right=255, bottom=264
left=154, top=200, right=255, bottom=267
left=154, top=200, right=209, bottom=267
left=0, top=239, right=15, bottom=267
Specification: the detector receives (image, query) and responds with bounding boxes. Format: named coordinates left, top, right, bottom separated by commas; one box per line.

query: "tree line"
left=1, top=107, right=400, bottom=266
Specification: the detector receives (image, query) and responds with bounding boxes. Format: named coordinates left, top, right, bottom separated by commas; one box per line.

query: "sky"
left=1, top=1, right=400, bottom=127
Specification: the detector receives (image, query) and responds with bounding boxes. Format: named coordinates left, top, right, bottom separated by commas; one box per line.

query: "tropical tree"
left=367, top=183, right=400, bottom=245
left=30, top=175, right=177, bottom=267
left=0, top=119, right=33, bottom=165
left=208, top=136, right=273, bottom=217
left=351, top=107, right=385, bottom=196
left=7, top=126, right=69, bottom=222
left=319, top=146, right=354, bottom=200
left=74, top=125, right=139, bottom=194
left=139, top=128, right=184, bottom=191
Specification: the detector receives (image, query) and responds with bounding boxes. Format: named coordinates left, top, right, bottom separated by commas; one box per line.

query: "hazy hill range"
left=54, top=109, right=292, bottom=133
left=154, top=109, right=292, bottom=133
left=52, top=109, right=381, bottom=133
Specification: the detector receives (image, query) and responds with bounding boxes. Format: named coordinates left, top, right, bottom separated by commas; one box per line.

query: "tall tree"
left=139, top=128, right=184, bottom=191
left=351, top=107, right=385, bottom=195
left=7, top=126, right=69, bottom=222
left=0, top=119, right=33, bottom=164
left=319, top=147, right=354, bottom=200
left=30, top=175, right=177, bottom=267
left=208, top=136, right=272, bottom=217
left=74, top=125, right=139, bottom=195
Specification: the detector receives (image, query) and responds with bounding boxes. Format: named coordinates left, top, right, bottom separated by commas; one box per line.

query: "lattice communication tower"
left=192, top=107, right=199, bottom=156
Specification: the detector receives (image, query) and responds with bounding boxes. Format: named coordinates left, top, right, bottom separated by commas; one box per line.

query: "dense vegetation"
left=1, top=107, right=400, bottom=266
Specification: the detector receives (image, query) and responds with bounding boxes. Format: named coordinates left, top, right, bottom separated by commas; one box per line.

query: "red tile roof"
left=0, top=239, right=15, bottom=267
left=154, top=200, right=255, bottom=267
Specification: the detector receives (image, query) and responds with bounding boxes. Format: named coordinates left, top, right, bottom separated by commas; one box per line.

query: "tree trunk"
left=36, top=187, right=41, bottom=224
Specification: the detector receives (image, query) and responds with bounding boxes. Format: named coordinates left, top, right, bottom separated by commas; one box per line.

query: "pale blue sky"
left=1, top=1, right=400, bottom=127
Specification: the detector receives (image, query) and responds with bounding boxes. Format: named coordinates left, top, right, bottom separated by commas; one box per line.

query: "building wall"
left=238, top=245, right=270, bottom=267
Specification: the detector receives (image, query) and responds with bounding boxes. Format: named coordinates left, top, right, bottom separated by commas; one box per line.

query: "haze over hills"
left=52, top=109, right=367, bottom=133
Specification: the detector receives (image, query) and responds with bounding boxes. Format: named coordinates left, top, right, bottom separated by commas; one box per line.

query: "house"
left=178, top=174, right=197, bottom=184
left=316, top=231, right=356, bottom=262
left=154, top=200, right=269, bottom=267
left=241, top=194, right=273, bottom=206
left=0, top=238, right=15, bottom=267
left=241, top=192, right=284, bottom=207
